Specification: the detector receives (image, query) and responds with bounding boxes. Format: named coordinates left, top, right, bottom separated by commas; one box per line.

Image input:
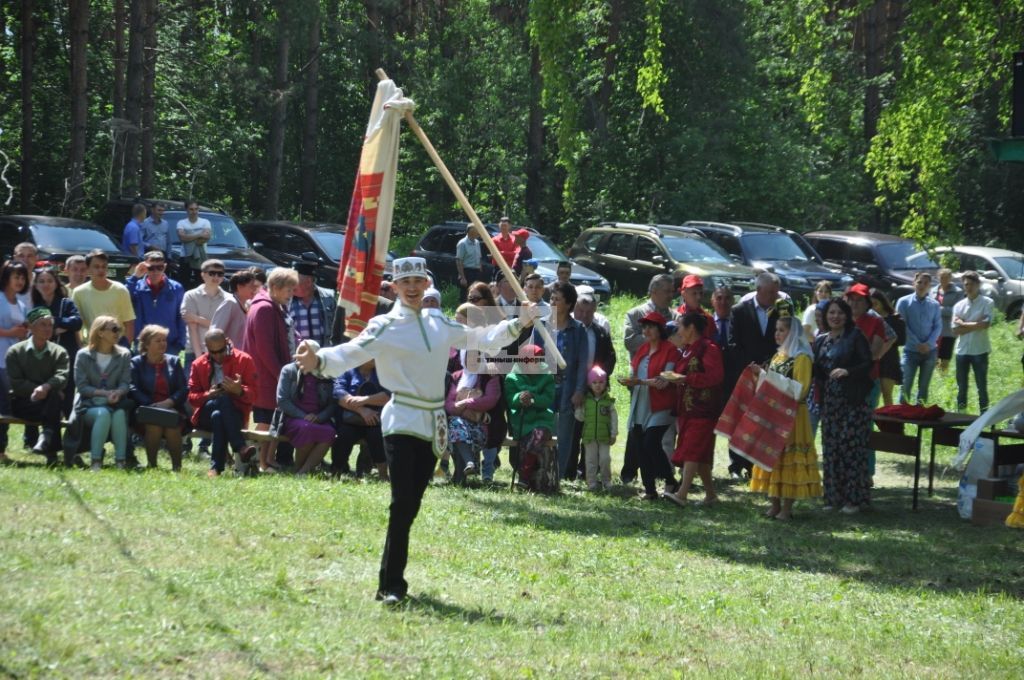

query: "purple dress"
left=282, top=374, right=336, bottom=447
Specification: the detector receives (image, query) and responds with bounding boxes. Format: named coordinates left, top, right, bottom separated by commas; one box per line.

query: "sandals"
left=662, top=491, right=687, bottom=508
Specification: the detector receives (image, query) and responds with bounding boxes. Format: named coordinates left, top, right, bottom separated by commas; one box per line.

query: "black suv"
left=412, top=221, right=611, bottom=299
left=568, top=222, right=756, bottom=298
left=684, top=220, right=853, bottom=299
left=94, top=198, right=274, bottom=277
left=0, top=215, right=138, bottom=279
left=802, top=230, right=939, bottom=298
left=240, top=220, right=395, bottom=290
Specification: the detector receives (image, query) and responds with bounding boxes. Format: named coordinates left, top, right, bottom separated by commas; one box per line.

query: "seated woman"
left=275, top=361, right=337, bottom=475
left=332, top=359, right=389, bottom=480
left=74, top=315, right=133, bottom=470
left=130, top=324, right=188, bottom=471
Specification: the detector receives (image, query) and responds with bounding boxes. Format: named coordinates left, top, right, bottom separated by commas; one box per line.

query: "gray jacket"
left=274, top=362, right=337, bottom=424
left=63, top=346, right=134, bottom=456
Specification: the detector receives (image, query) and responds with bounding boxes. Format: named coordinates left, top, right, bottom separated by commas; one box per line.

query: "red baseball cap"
left=639, top=311, right=668, bottom=326
left=680, top=274, right=705, bottom=291
left=513, top=229, right=530, bottom=239
left=845, top=283, right=871, bottom=299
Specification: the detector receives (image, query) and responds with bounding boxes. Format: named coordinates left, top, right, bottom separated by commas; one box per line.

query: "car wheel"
left=1006, top=300, right=1023, bottom=323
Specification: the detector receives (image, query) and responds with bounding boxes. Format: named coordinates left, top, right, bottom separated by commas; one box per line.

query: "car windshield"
left=524, top=233, right=569, bottom=261
left=995, top=256, right=1024, bottom=279
left=662, top=235, right=732, bottom=264
left=311, top=231, right=344, bottom=263
left=742, top=233, right=810, bottom=262
left=30, top=224, right=121, bottom=253
left=879, top=242, right=936, bottom=269
left=164, top=211, right=250, bottom=248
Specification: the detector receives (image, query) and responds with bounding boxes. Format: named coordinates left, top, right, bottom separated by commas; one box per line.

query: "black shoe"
left=31, top=431, right=53, bottom=455
left=66, top=456, right=88, bottom=469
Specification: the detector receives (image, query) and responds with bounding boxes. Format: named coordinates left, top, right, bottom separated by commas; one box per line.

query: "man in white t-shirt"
left=176, top=199, right=212, bottom=288
left=951, top=271, right=994, bottom=413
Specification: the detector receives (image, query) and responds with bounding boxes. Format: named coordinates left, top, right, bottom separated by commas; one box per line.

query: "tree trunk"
left=68, top=0, right=89, bottom=214
left=141, top=0, right=158, bottom=197
left=111, top=0, right=127, bottom=198
left=525, top=44, right=544, bottom=229
left=300, top=11, right=321, bottom=218
left=246, top=2, right=266, bottom=215
left=263, top=14, right=291, bottom=219
left=19, top=0, right=34, bottom=212
left=122, top=0, right=146, bottom=196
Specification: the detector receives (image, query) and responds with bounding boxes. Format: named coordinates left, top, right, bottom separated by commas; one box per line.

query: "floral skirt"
left=448, top=416, right=487, bottom=450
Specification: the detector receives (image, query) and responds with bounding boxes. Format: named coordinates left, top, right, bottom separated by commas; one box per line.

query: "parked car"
left=240, top=220, right=395, bottom=289
left=0, top=215, right=138, bottom=280
left=94, top=198, right=274, bottom=277
left=924, top=245, right=1024, bottom=320
left=802, top=230, right=938, bottom=299
left=412, top=221, right=612, bottom=299
left=568, top=222, right=757, bottom=299
left=683, top=220, right=853, bottom=300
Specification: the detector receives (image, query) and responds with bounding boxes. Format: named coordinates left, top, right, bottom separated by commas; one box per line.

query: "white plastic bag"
left=957, top=475, right=977, bottom=519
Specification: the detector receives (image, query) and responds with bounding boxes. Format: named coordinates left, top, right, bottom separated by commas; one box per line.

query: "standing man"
left=512, top=229, right=533, bottom=275
left=934, top=268, right=964, bottom=374
left=71, top=249, right=135, bottom=345
left=7, top=307, right=69, bottom=466
left=290, top=262, right=338, bottom=347
left=710, top=286, right=744, bottom=477
left=895, top=271, right=942, bottom=405
left=122, top=203, right=146, bottom=257
left=676, top=274, right=715, bottom=339
left=546, top=261, right=573, bottom=299
left=62, top=255, right=89, bottom=290
left=141, top=202, right=173, bottom=259
left=181, top=259, right=227, bottom=378
left=951, top=271, right=993, bottom=412
left=12, top=242, right=38, bottom=307
left=566, top=286, right=616, bottom=479
left=455, top=224, right=482, bottom=293
left=492, top=216, right=518, bottom=269
left=623, top=274, right=680, bottom=359
left=126, top=251, right=186, bottom=355
left=294, top=256, right=538, bottom=606
left=176, top=199, right=212, bottom=288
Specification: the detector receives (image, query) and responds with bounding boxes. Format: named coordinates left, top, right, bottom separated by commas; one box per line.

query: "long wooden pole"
left=376, top=68, right=565, bottom=369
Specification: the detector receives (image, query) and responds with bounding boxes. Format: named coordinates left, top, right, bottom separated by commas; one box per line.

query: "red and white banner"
left=715, top=366, right=802, bottom=471
left=337, top=79, right=414, bottom=337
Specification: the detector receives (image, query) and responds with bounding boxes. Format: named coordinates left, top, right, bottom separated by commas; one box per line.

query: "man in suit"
left=623, top=274, right=680, bottom=359
left=727, top=272, right=782, bottom=477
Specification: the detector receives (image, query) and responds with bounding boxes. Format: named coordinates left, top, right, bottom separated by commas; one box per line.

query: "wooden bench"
left=187, top=429, right=290, bottom=444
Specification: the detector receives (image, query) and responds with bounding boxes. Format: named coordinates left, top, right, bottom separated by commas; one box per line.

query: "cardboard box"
left=977, top=478, right=1011, bottom=501
left=971, top=498, right=1014, bottom=527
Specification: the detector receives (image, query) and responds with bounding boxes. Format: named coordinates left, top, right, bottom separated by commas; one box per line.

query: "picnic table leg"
left=928, top=428, right=937, bottom=497
left=913, top=427, right=923, bottom=510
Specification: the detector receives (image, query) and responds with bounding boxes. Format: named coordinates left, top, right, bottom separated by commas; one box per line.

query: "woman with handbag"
left=74, top=315, right=133, bottom=470
left=130, top=324, right=188, bottom=471
left=275, top=361, right=337, bottom=476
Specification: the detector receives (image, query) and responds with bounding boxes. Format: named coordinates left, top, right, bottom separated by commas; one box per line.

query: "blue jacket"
left=126, top=275, right=187, bottom=355
left=129, top=353, right=188, bottom=409
left=537, top=318, right=589, bottom=412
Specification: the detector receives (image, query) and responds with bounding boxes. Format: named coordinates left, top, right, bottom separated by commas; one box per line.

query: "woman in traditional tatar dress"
left=749, top=310, right=823, bottom=521
left=295, top=257, right=537, bottom=606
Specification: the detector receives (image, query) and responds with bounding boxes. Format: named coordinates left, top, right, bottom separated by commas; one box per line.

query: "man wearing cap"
left=895, top=271, right=942, bottom=404
left=455, top=224, right=482, bottom=292
left=676, top=274, right=716, bottom=340
left=623, top=274, right=681, bottom=359
left=512, top=229, right=533, bottom=275
left=492, top=217, right=518, bottom=269
left=290, top=262, right=338, bottom=347
left=126, top=251, right=187, bottom=355
left=7, top=307, right=70, bottom=465
left=846, top=282, right=895, bottom=390
left=294, top=256, right=540, bottom=606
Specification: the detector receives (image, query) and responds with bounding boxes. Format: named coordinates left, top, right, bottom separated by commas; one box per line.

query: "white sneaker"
left=464, top=462, right=478, bottom=475
left=90, top=461, right=102, bottom=472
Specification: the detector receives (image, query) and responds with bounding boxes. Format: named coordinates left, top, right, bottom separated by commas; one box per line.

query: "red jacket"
left=631, top=340, right=679, bottom=414
left=675, top=337, right=724, bottom=418
left=187, top=347, right=257, bottom=428
left=243, top=289, right=293, bottom=410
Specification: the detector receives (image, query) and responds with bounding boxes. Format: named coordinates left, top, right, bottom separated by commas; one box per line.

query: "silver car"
left=929, top=245, right=1024, bottom=320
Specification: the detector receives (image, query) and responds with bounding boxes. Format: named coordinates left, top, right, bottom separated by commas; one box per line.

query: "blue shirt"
left=126, top=275, right=187, bottom=354
left=333, top=366, right=386, bottom=400
left=122, top=219, right=143, bottom=255
left=895, top=293, right=941, bottom=348
left=140, top=217, right=172, bottom=256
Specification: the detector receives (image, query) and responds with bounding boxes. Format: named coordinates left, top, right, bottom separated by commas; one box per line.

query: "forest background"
left=2, top=0, right=1023, bottom=250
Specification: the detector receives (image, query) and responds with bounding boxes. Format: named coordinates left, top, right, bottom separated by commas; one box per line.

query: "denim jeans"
left=955, top=353, right=989, bottom=413
left=198, top=395, right=246, bottom=472
left=84, top=406, right=128, bottom=462
left=555, top=409, right=577, bottom=478
left=481, top=447, right=498, bottom=481
left=900, top=347, right=937, bottom=404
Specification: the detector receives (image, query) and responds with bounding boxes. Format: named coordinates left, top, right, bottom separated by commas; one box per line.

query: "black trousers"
left=378, top=434, right=437, bottom=598
left=626, top=424, right=674, bottom=495
left=332, top=422, right=385, bottom=474
left=12, top=391, right=64, bottom=456
left=564, top=418, right=585, bottom=481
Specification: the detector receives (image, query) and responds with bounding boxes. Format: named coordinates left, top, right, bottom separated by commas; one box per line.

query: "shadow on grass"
left=466, top=483, right=1024, bottom=599
left=55, top=469, right=273, bottom=675
left=406, top=593, right=516, bottom=625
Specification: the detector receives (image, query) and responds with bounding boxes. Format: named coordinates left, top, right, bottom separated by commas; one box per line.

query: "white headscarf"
left=779, top=316, right=812, bottom=359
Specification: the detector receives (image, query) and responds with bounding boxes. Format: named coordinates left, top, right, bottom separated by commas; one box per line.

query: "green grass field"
left=1, top=293, right=1022, bottom=678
